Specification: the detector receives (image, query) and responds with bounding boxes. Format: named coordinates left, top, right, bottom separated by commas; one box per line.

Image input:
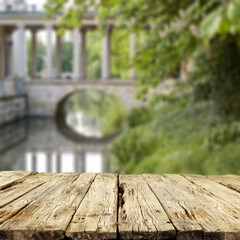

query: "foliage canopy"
left=44, top=0, right=240, bottom=174
left=44, top=0, right=239, bottom=98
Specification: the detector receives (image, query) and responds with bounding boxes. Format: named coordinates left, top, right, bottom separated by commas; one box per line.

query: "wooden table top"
left=0, top=171, right=239, bottom=240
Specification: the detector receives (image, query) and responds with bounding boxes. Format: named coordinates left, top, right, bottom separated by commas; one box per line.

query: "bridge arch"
left=55, top=88, right=126, bottom=143
left=26, top=81, right=141, bottom=117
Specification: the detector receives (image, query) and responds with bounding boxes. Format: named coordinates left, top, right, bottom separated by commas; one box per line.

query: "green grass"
left=110, top=89, right=240, bottom=175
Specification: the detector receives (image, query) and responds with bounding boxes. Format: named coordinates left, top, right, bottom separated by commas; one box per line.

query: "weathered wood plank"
left=0, top=172, right=239, bottom=240
left=144, top=174, right=203, bottom=240
left=0, top=173, right=96, bottom=240
left=183, top=174, right=240, bottom=209
left=118, top=175, right=176, bottom=240
left=0, top=173, right=78, bottom=225
left=66, top=173, right=118, bottom=240
left=164, top=174, right=240, bottom=240
left=207, top=175, right=240, bottom=193
left=176, top=175, right=240, bottom=220
left=0, top=171, right=33, bottom=190
left=0, top=173, right=51, bottom=208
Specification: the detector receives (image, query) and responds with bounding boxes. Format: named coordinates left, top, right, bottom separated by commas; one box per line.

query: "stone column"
left=32, top=152, right=37, bottom=172
left=3, top=28, right=14, bottom=79
left=12, top=31, right=18, bottom=78
left=47, top=152, right=52, bottom=173
left=73, top=28, right=87, bottom=80
left=24, top=29, right=27, bottom=78
left=46, top=24, right=53, bottom=79
left=0, top=27, right=6, bottom=79
left=82, top=151, right=85, bottom=173
left=56, top=33, right=62, bottom=78
left=6, top=36, right=12, bottom=78
left=17, top=24, right=26, bottom=79
left=31, top=29, right=37, bottom=79
left=73, top=29, right=80, bottom=80
left=101, top=26, right=112, bottom=80
left=0, top=28, right=3, bottom=78
left=4, top=37, right=7, bottom=77
left=56, top=152, right=61, bottom=173
left=80, top=28, right=87, bottom=80
left=74, top=153, right=78, bottom=173
left=76, top=151, right=85, bottom=173
left=129, top=33, right=136, bottom=80
left=102, top=151, right=108, bottom=173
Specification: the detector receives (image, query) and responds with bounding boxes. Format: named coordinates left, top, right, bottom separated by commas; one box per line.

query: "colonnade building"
left=0, top=0, right=137, bottom=92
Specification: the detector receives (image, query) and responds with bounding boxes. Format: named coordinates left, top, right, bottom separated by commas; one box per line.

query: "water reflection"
left=0, top=90, right=126, bottom=173
left=0, top=119, right=112, bottom=173
left=63, top=89, right=127, bottom=138
left=25, top=151, right=104, bottom=173
left=66, top=112, right=102, bottom=138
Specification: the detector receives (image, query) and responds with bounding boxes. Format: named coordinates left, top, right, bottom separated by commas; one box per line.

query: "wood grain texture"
left=118, top=175, right=175, bottom=240
left=0, top=173, right=95, bottom=240
left=207, top=175, right=240, bottom=193
left=165, top=174, right=240, bottom=240
left=0, top=171, right=33, bottom=190
left=0, top=173, right=50, bottom=208
left=0, top=172, right=239, bottom=240
left=144, top=174, right=203, bottom=240
left=183, top=174, right=240, bottom=209
left=66, top=173, right=118, bottom=240
left=0, top=173, right=76, bottom=225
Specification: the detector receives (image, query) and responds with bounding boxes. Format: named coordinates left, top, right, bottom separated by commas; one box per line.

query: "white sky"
left=0, top=0, right=72, bottom=42
left=0, top=0, right=74, bottom=11
left=27, top=0, right=74, bottom=11
left=0, top=0, right=45, bottom=11
left=25, top=0, right=73, bottom=43
left=27, top=0, right=45, bottom=10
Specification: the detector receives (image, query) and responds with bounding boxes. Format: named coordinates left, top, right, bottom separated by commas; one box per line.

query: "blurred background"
left=0, top=0, right=239, bottom=175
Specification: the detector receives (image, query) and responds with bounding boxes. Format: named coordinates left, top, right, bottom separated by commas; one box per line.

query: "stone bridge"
left=26, top=80, right=141, bottom=117
left=0, top=5, right=174, bottom=120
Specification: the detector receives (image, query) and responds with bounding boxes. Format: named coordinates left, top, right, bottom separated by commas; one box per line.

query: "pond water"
left=0, top=90, right=126, bottom=173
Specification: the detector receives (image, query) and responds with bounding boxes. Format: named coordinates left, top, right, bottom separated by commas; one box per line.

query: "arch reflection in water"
left=59, top=89, right=127, bottom=139
left=0, top=119, right=113, bottom=173
left=25, top=151, right=104, bottom=173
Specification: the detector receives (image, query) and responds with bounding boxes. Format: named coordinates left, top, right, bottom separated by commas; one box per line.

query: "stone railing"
left=0, top=93, right=27, bottom=126
left=0, top=120, right=26, bottom=154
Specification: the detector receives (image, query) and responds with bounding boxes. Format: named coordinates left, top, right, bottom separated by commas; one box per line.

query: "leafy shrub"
left=110, top=126, right=158, bottom=173
left=127, top=106, right=153, bottom=128
left=110, top=98, right=240, bottom=175
left=191, top=35, right=240, bottom=118
left=205, top=122, right=240, bottom=149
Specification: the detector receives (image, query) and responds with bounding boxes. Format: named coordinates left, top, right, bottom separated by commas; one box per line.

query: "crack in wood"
left=143, top=175, right=179, bottom=239
left=116, top=175, right=120, bottom=240
left=0, top=172, right=36, bottom=191
left=63, top=174, right=97, bottom=240
left=0, top=172, right=239, bottom=240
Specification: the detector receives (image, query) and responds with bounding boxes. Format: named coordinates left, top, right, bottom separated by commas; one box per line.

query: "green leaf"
left=201, top=8, right=223, bottom=41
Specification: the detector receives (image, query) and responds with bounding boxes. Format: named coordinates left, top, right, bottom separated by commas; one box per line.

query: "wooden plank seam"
left=0, top=172, right=239, bottom=240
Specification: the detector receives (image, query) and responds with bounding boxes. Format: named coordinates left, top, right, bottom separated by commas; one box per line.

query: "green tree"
left=45, top=0, right=240, bottom=116
left=201, top=0, right=240, bottom=41
left=61, top=39, right=73, bottom=72
left=27, top=37, right=45, bottom=76
left=43, top=0, right=220, bottom=87
left=86, top=29, right=131, bottom=79
left=111, top=29, right=130, bottom=79
left=52, top=36, right=73, bottom=72
left=51, top=30, right=129, bottom=79
left=86, top=31, right=101, bottom=79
